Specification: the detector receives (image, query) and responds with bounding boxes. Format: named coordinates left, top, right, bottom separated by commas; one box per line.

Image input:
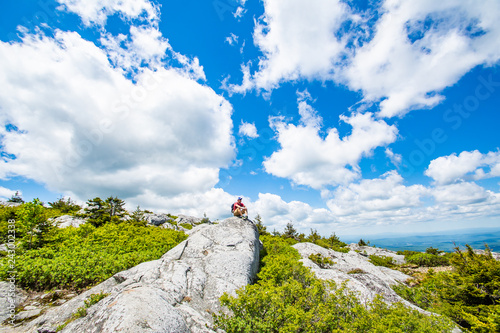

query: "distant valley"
left=343, top=228, right=500, bottom=252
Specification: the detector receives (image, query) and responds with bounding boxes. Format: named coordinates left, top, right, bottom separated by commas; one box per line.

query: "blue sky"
left=0, top=0, right=499, bottom=238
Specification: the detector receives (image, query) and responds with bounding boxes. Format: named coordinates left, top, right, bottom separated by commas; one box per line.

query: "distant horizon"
left=341, top=227, right=500, bottom=253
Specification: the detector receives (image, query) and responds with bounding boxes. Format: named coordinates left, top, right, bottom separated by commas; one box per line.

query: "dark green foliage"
left=201, top=213, right=210, bottom=224
left=397, top=250, right=420, bottom=256
left=129, top=205, right=148, bottom=226
left=304, top=229, right=349, bottom=253
left=0, top=223, right=187, bottom=291
left=347, top=268, right=366, bottom=274
left=282, top=222, right=299, bottom=240
left=213, top=235, right=455, bottom=332
left=254, top=214, right=269, bottom=236
left=425, top=247, right=441, bottom=255
left=358, top=238, right=370, bottom=246
left=7, top=191, right=24, bottom=203
left=0, top=205, right=20, bottom=243
left=83, top=196, right=126, bottom=227
left=48, top=197, right=81, bottom=214
left=394, top=245, right=500, bottom=332
left=369, top=254, right=397, bottom=268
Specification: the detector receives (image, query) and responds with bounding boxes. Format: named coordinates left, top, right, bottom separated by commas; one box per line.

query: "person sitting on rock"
left=232, top=197, right=248, bottom=218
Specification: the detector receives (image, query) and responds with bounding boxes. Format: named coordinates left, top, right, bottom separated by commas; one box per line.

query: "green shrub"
left=0, top=223, right=187, bottom=291
left=308, top=253, right=335, bottom=268
left=348, top=268, right=366, bottom=274
left=48, top=197, right=81, bottom=215
left=83, top=197, right=126, bottom=227
left=0, top=205, right=20, bottom=243
left=397, top=250, right=420, bottom=256
left=213, top=235, right=455, bottom=332
left=358, top=239, right=370, bottom=246
left=7, top=191, right=24, bottom=203
left=405, top=253, right=450, bottom=267
left=180, top=223, right=193, bottom=230
left=17, top=199, right=56, bottom=250
left=369, top=255, right=397, bottom=268
left=394, top=245, right=500, bottom=332
left=300, top=229, right=349, bottom=252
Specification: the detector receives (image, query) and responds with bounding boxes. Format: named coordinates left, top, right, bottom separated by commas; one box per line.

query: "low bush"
left=0, top=223, right=187, bottom=291
left=213, top=235, right=455, bottom=332
left=308, top=253, right=335, bottom=268
left=405, top=252, right=450, bottom=267
left=394, top=245, right=500, bottom=332
left=369, top=255, right=397, bottom=268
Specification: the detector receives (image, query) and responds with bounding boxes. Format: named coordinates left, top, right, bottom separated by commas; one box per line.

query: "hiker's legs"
left=233, top=208, right=242, bottom=216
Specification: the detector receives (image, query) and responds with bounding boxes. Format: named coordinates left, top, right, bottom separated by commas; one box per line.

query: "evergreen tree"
left=7, top=191, right=24, bottom=203
left=84, top=196, right=126, bottom=227
left=254, top=214, right=269, bottom=236
left=283, top=222, right=298, bottom=240
left=48, top=197, right=81, bottom=214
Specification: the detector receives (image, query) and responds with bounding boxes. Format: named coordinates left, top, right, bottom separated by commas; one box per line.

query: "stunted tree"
left=254, top=214, right=269, bottom=236
left=48, top=197, right=81, bottom=214
left=7, top=191, right=24, bottom=203
left=18, top=198, right=54, bottom=249
left=84, top=196, right=126, bottom=227
left=283, top=222, right=298, bottom=240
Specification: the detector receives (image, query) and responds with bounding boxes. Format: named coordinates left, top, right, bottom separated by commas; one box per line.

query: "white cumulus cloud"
left=230, top=0, right=500, bottom=117
left=327, top=171, right=428, bottom=217
left=56, top=0, right=160, bottom=26
left=263, top=96, right=398, bottom=189
left=344, top=0, right=500, bottom=117
left=0, top=30, right=235, bottom=210
left=227, top=0, right=350, bottom=93
left=238, top=121, right=259, bottom=139
left=425, top=150, right=500, bottom=185
left=252, top=192, right=337, bottom=234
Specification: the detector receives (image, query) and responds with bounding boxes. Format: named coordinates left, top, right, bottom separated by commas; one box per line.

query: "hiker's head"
left=237, top=197, right=242, bottom=201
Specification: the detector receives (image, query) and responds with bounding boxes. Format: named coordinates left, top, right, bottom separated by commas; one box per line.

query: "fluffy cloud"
left=56, top=0, right=159, bottom=26
left=327, top=171, right=428, bottom=218
left=238, top=121, right=259, bottom=139
left=0, top=30, right=235, bottom=209
left=252, top=193, right=337, bottom=233
left=426, top=150, right=500, bottom=185
left=324, top=171, right=500, bottom=226
left=263, top=96, right=398, bottom=189
left=230, top=0, right=500, bottom=117
left=0, top=187, right=18, bottom=201
left=227, top=0, right=349, bottom=93
left=344, top=0, right=500, bottom=117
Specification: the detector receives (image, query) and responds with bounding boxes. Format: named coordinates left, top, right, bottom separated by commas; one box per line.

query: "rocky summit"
left=1, top=216, right=460, bottom=333
left=3, top=217, right=260, bottom=333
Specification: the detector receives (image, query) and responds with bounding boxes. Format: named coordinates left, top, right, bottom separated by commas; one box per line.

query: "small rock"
left=23, top=306, right=38, bottom=311
left=15, top=309, right=42, bottom=321
left=52, top=299, right=67, bottom=306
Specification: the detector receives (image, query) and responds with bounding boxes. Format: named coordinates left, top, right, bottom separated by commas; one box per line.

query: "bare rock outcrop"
left=7, top=217, right=259, bottom=333
left=49, top=215, right=86, bottom=229
left=293, top=242, right=422, bottom=310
